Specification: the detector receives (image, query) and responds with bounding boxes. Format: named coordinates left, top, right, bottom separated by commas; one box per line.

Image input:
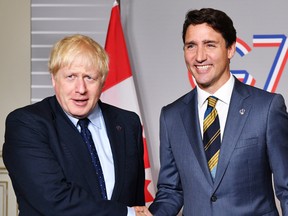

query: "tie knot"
left=207, top=96, right=218, bottom=108
left=78, top=118, right=90, bottom=129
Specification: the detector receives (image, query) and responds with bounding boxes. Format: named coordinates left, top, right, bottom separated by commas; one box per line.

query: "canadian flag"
left=101, top=1, right=155, bottom=204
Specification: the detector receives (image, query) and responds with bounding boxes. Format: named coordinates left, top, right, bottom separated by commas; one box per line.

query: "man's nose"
left=76, top=78, right=87, bottom=94
left=195, top=47, right=207, bottom=62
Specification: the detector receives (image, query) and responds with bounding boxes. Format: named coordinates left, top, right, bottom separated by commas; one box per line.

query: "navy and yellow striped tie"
left=203, top=96, right=221, bottom=178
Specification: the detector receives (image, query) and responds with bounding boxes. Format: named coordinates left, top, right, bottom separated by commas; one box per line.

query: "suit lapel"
left=50, top=97, right=103, bottom=199
left=213, top=80, right=252, bottom=189
left=99, top=102, right=126, bottom=201
left=180, top=90, right=214, bottom=186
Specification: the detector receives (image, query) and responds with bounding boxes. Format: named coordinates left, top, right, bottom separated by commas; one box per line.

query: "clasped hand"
left=134, top=206, right=153, bottom=216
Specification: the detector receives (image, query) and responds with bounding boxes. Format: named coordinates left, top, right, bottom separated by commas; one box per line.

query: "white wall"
left=0, top=1, right=30, bottom=215
left=0, top=0, right=30, bottom=149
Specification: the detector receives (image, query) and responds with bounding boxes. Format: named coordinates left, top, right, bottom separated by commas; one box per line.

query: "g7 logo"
left=188, top=34, right=288, bottom=93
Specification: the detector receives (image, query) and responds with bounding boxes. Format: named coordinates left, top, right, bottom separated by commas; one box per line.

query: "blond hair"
left=48, top=34, right=109, bottom=83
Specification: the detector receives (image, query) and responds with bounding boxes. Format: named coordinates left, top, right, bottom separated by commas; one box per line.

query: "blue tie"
left=78, top=118, right=107, bottom=200
left=203, top=96, right=221, bottom=179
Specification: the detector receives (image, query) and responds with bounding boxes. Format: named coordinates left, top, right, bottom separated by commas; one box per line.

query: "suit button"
left=211, top=195, right=217, bottom=202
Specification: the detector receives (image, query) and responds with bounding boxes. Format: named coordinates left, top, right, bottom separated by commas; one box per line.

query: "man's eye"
left=85, top=75, right=100, bottom=82
left=185, top=44, right=194, bottom=50
left=85, top=76, right=93, bottom=80
left=207, top=43, right=216, bottom=48
left=67, top=75, right=74, bottom=79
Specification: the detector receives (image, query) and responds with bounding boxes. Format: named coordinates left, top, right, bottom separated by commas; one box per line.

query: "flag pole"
left=116, top=0, right=120, bottom=11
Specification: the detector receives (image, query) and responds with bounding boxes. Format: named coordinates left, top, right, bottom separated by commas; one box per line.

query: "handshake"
left=134, top=206, right=153, bottom=216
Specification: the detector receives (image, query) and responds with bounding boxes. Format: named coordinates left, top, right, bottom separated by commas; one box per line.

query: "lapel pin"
left=239, top=109, right=245, bottom=115
left=116, top=125, right=122, bottom=131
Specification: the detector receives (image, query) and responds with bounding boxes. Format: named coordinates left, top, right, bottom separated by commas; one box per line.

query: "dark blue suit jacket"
left=150, top=78, right=288, bottom=216
left=3, top=96, right=145, bottom=216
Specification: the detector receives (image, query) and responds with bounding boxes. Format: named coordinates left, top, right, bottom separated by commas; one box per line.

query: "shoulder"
left=4, top=97, right=60, bottom=141
left=234, top=78, right=274, bottom=98
left=162, top=89, right=196, bottom=113
left=6, top=96, right=57, bottom=122
left=234, top=79, right=286, bottom=109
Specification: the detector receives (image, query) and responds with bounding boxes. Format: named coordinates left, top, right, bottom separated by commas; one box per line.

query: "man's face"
left=52, top=57, right=103, bottom=119
left=184, top=23, right=236, bottom=94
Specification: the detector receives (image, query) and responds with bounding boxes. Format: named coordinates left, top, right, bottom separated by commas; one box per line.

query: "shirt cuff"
left=127, top=206, right=136, bottom=216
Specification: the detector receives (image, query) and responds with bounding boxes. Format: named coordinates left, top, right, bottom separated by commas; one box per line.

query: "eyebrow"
left=203, top=40, right=218, bottom=44
left=184, top=41, right=196, bottom=46
left=184, top=40, right=219, bottom=45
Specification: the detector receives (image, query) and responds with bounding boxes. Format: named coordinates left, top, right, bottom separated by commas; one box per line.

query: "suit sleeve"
left=149, top=107, right=183, bottom=216
left=2, top=109, right=128, bottom=216
left=267, top=94, right=288, bottom=215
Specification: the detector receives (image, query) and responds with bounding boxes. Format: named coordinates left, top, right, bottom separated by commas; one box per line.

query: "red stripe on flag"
left=144, top=179, right=154, bottom=202
left=143, top=137, right=150, bottom=168
left=103, top=3, right=132, bottom=92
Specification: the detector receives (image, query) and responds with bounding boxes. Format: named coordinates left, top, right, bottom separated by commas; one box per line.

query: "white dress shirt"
left=67, top=104, right=115, bottom=199
left=197, top=74, right=235, bottom=140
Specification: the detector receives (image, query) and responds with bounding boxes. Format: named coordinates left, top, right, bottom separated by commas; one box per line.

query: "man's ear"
left=228, top=42, right=236, bottom=60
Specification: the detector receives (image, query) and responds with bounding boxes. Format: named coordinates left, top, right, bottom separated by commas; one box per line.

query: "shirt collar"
left=88, top=104, right=102, bottom=129
left=65, top=103, right=102, bottom=129
left=197, top=73, right=235, bottom=107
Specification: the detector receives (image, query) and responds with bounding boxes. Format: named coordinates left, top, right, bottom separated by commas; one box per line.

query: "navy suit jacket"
left=149, top=79, right=288, bottom=216
left=3, top=96, right=145, bottom=216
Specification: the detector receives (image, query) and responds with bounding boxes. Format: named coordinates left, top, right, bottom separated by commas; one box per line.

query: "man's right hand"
left=134, top=206, right=153, bottom=216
